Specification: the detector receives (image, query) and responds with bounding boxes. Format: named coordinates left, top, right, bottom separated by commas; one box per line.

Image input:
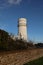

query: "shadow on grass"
left=24, top=57, right=43, bottom=65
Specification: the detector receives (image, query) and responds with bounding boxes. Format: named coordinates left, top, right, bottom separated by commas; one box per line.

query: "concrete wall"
left=18, top=18, right=27, bottom=40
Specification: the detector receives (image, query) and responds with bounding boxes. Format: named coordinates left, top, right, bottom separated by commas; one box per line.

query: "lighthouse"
left=18, top=18, right=28, bottom=41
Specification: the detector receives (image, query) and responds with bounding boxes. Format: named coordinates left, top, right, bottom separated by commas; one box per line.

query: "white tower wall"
left=18, top=18, right=27, bottom=40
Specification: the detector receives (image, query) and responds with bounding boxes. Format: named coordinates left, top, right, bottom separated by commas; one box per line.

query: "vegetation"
left=0, top=29, right=43, bottom=51
left=35, top=43, right=43, bottom=48
left=24, top=57, right=43, bottom=65
left=0, top=29, right=15, bottom=51
left=0, top=29, right=28, bottom=51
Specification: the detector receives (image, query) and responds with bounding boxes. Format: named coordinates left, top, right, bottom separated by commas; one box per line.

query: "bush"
left=0, top=29, right=28, bottom=51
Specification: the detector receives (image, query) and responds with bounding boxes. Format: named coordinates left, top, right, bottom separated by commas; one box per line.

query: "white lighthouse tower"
left=18, top=18, right=28, bottom=41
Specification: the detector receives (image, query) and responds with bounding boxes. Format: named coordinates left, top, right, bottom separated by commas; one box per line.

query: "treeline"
left=0, top=29, right=43, bottom=51
left=35, top=43, right=43, bottom=48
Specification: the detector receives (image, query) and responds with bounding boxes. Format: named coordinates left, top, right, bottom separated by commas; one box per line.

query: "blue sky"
left=0, top=0, right=43, bottom=43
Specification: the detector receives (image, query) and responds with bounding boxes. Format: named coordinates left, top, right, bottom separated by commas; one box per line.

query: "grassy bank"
left=24, top=57, right=43, bottom=65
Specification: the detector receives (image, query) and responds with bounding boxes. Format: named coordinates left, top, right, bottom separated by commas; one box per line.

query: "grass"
left=24, top=57, right=43, bottom=65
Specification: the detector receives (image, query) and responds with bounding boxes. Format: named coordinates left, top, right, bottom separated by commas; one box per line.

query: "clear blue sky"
left=0, top=0, right=43, bottom=43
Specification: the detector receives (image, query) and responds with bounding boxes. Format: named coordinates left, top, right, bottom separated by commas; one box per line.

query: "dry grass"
left=0, top=48, right=43, bottom=65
